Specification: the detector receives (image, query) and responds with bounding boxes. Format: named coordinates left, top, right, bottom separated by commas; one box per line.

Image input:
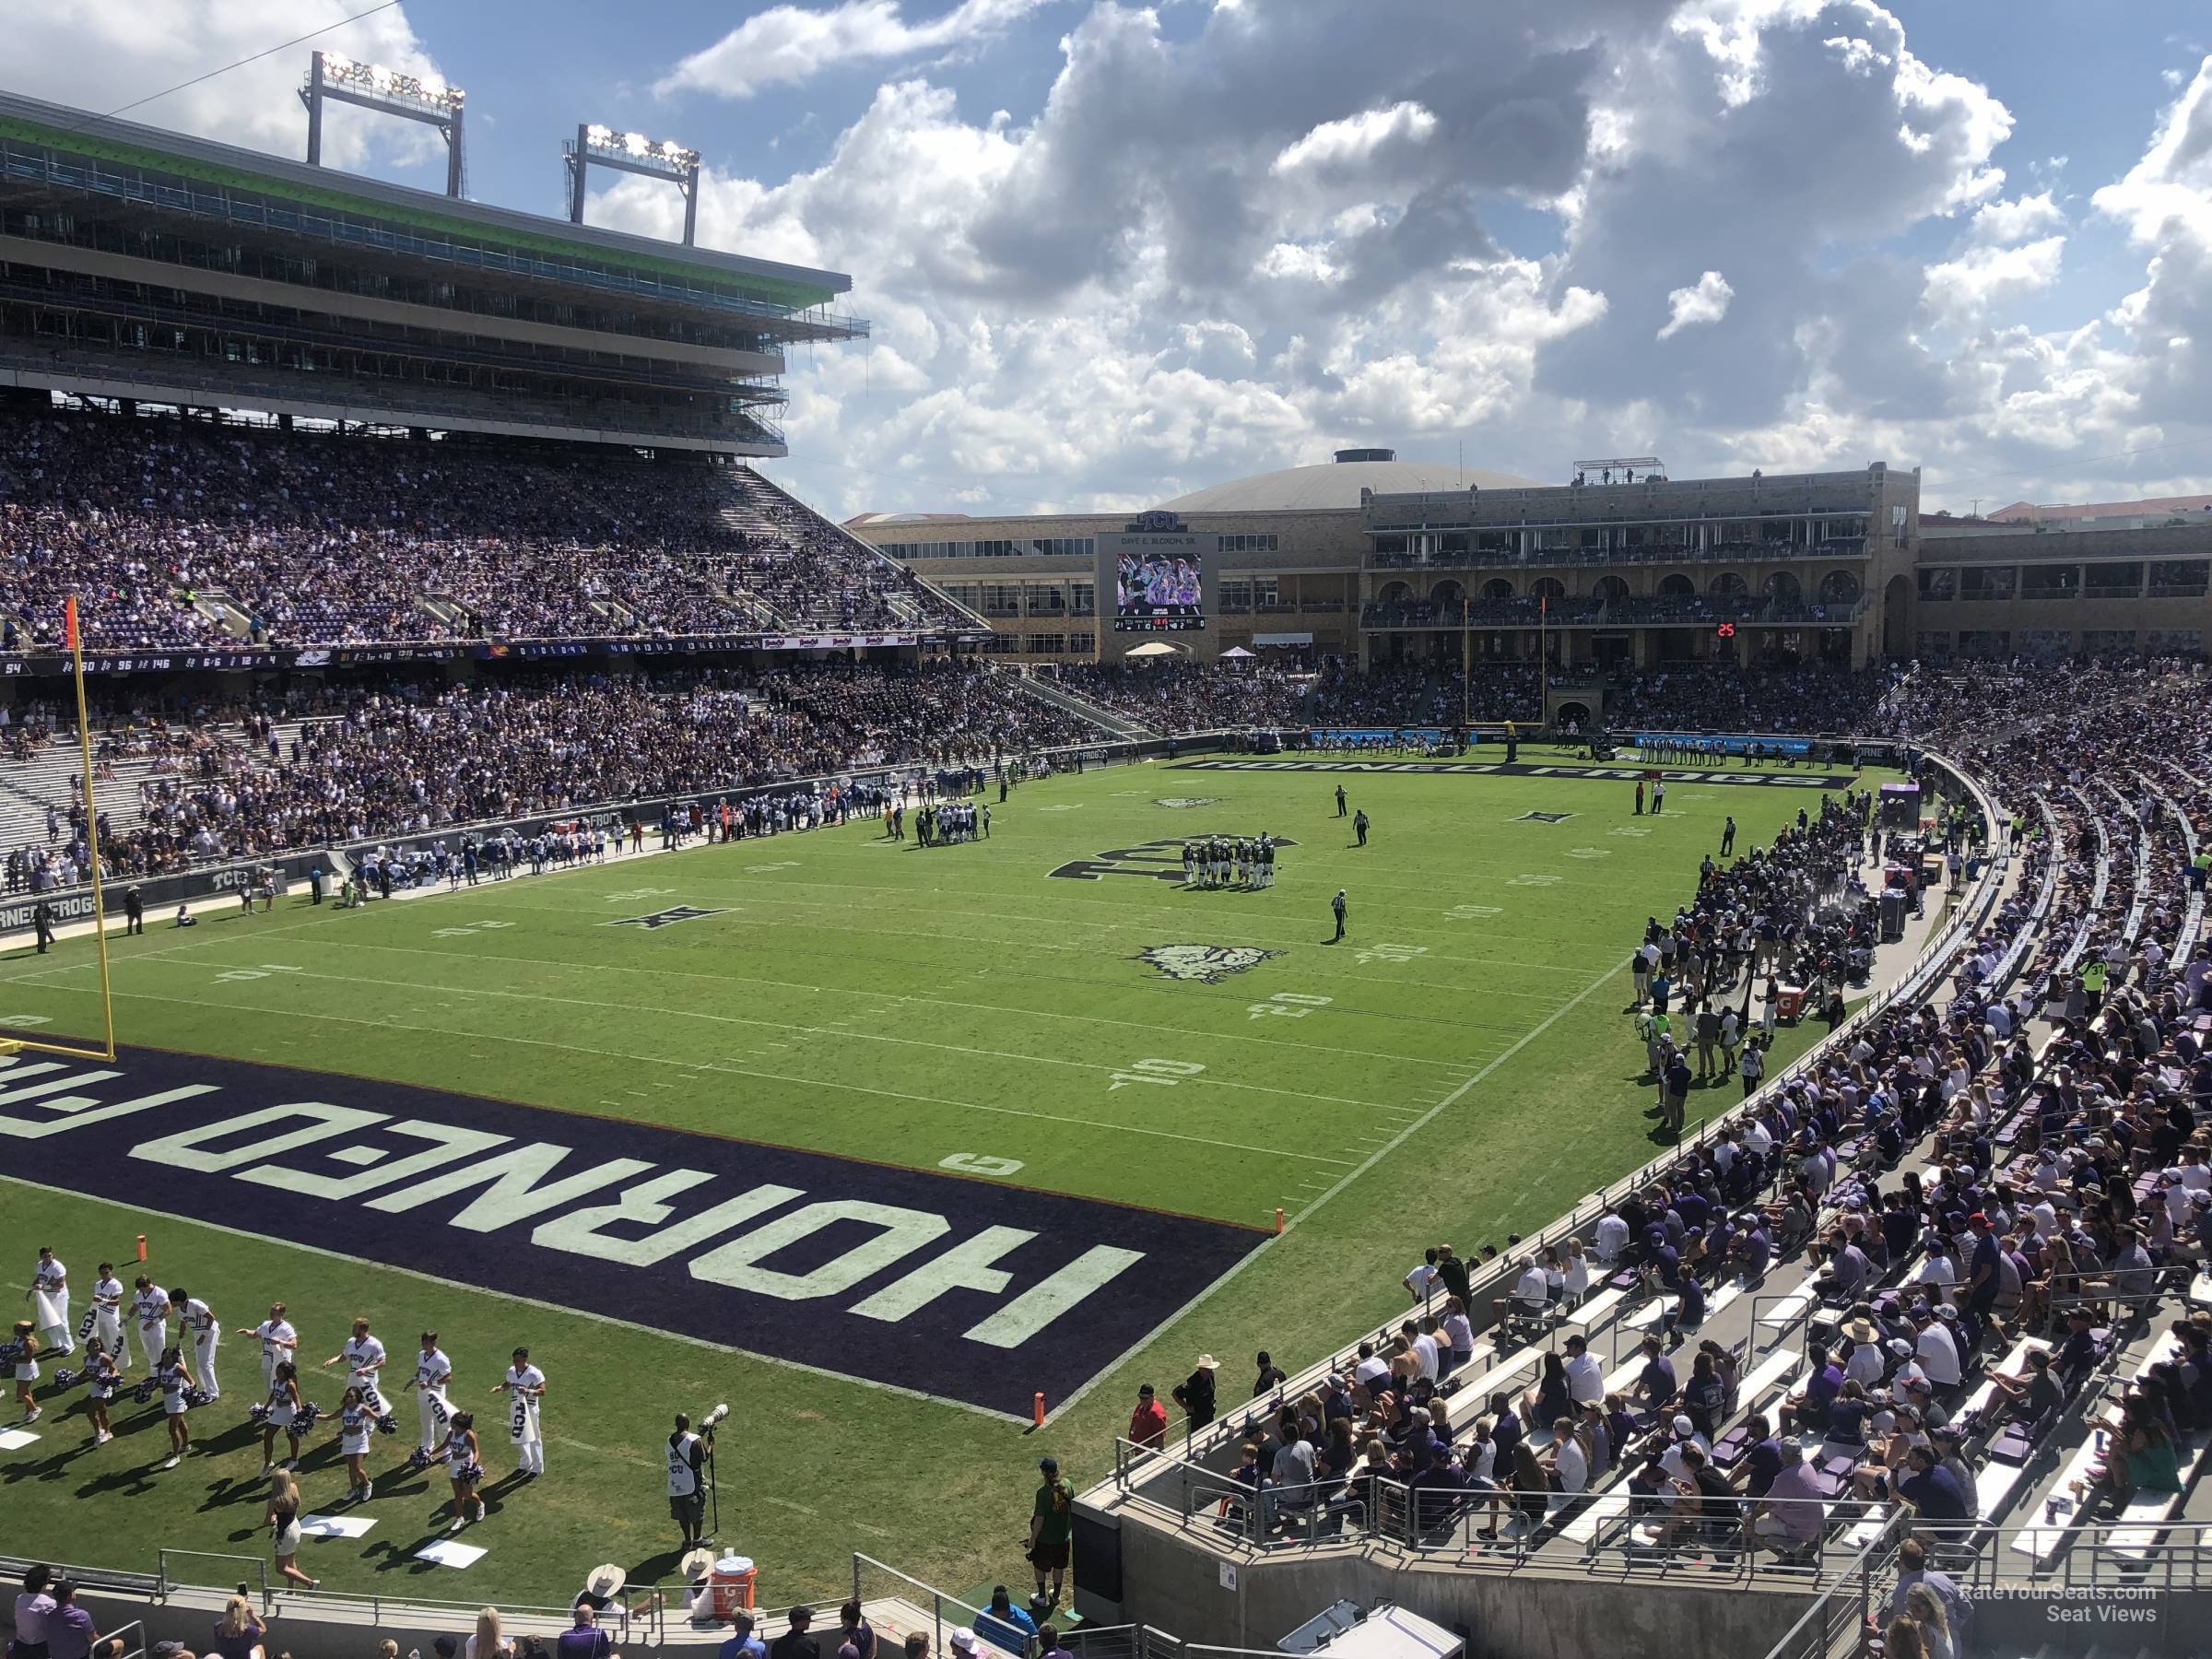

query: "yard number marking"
left=1108, top=1057, right=1206, bottom=1091
left=1353, top=942, right=1427, bottom=965
left=1443, top=904, right=1501, bottom=921
left=430, top=920, right=518, bottom=938
left=940, top=1153, right=1026, bottom=1178
left=215, top=963, right=305, bottom=983
left=1508, top=873, right=1563, bottom=887
left=1248, top=992, right=1333, bottom=1021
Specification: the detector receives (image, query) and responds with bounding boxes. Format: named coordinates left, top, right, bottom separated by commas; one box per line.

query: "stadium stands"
left=0, top=407, right=980, bottom=651
left=1090, top=655, right=2212, bottom=1633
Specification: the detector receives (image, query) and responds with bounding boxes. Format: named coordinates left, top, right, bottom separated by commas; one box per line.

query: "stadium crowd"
left=1123, top=653, right=2212, bottom=1604
left=88, top=662, right=1090, bottom=875
left=0, top=408, right=965, bottom=650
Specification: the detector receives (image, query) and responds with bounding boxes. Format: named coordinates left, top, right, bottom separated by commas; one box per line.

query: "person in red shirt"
left=1127, top=1383, right=1168, bottom=1451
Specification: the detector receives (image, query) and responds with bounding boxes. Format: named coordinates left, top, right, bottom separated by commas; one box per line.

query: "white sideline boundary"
left=1039, top=958, right=1628, bottom=1427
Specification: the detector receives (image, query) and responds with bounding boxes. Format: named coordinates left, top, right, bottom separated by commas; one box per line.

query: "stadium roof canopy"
left=0, top=90, right=853, bottom=318
left=1156, top=457, right=1536, bottom=514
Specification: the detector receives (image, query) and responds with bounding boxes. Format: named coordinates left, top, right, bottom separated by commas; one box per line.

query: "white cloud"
left=1271, top=101, right=1438, bottom=178
left=1, top=1, right=443, bottom=171
left=1656, top=270, right=1734, bottom=339
left=656, top=0, right=1049, bottom=100
left=1971, top=191, right=2066, bottom=244
left=1922, top=235, right=2065, bottom=324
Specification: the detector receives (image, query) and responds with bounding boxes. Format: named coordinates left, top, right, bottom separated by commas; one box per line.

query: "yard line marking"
left=34, top=982, right=1354, bottom=1168
left=54, top=928, right=1479, bottom=1070
left=110, top=955, right=1409, bottom=1115
left=0, top=1173, right=1023, bottom=1425
left=438, top=893, right=1580, bottom=999
left=1040, top=958, right=1629, bottom=1427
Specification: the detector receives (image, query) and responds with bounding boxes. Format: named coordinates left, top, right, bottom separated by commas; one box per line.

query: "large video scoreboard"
left=1098, top=511, right=1217, bottom=633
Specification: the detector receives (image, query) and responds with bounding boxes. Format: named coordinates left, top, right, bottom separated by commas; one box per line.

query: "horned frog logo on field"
left=1135, top=944, right=1282, bottom=983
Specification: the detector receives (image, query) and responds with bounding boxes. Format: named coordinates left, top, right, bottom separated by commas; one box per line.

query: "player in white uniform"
left=130, top=1277, right=171, bottom=1375
left=9, top=1317, right=38, bottom=1423
left=490, top=1346, right=547, bottom=1477
left=323, top=1318, right=390, bottom=1418
left=28, top=1248, right=71, bottom=1356
left=402, top=1331, right=453, bottom=1455
left=334, top=1386, right=373, bottom=1501
left=238, top=1301, right=298, bottom=1394
left=89, top=1265, right=124, bottom=1370
left=171, top=1287, right=219, bottom=1401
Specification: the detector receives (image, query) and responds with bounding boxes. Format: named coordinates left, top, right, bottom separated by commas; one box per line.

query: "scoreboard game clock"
left=1098, top=511, right=1218, bottom=634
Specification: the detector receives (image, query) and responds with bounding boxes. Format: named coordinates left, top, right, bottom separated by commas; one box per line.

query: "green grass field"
left=0, top=750, right=1877, bottom=1608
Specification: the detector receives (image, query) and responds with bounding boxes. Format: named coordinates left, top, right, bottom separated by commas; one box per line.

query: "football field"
left=0, top=749, right=1876, bottom=1605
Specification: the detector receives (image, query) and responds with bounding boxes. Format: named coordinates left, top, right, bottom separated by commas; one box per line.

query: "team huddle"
left=9, top=1248, right=542, bottom=1535
left=1182, top=833, right=1278, bottom=889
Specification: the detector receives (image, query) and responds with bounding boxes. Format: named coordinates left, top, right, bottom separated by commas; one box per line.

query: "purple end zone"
left=0, top=1046, right=1265, bottom=1418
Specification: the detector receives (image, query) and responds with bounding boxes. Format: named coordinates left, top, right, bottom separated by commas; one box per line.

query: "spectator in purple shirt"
left=42, top=1583, right=95, bottom=1659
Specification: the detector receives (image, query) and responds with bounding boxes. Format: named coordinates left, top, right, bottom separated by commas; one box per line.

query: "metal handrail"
left=155, top=1548, right=267, bottom=1610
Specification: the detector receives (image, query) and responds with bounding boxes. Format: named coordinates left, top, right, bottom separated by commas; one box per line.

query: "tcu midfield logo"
left=1135, top=944, right=1282, bottom=983
left=1048, top=835, right=1297, bottom=883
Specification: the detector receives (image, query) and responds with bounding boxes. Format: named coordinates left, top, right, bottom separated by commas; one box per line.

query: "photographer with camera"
left=668, top=1412, right=709, bottom=1553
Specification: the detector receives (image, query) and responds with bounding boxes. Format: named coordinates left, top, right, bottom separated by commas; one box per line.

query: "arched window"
left=1818, top=570, right=1862, bottom=605
left=1481, top=578, right=1514, bottom=601
left=1764, top=571, right=1802, bottom=604
left=1658, top=573, right=1695, bottom=598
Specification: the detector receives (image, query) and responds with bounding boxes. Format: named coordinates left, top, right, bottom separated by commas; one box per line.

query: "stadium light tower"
left=565, top=124, right=701, bottom=245
left=300, top=50, right=466, bottom=198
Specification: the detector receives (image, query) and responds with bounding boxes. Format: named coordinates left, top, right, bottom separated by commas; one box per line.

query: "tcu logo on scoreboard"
left=1128, top=510, right=1188, bottom=533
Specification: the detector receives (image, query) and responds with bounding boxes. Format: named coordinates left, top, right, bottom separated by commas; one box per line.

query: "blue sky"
left=10, top=1, right=2212, bottom=517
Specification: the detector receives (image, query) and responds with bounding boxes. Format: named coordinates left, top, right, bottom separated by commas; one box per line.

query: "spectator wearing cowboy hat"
left=1171, top=1355, right=1219, bottom=1430
left=577, top=1565, right=629, bottom=1616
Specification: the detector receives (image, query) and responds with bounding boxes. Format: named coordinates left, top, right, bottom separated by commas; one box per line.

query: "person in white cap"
left=27, top=1247, right=71, bottom=1357
left=575, top=1564, right=627, bottom=1617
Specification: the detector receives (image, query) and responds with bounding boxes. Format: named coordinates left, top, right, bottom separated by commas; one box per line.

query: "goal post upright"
left=2, top=594, right=118, bottom=1064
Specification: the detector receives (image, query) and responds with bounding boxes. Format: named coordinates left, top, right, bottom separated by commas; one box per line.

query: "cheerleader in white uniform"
left=335, top=1385, right=373, bottom=1502
left=28, top=1247, right=71, bottom=1356
left=403, top=1331, right=453, bottom=1455
left=10, top=1318, right=38, bottom=1424
left=489, top=1346, right=546, bottom=1478
left=322, top=1318, right=390, bottom=1418
left=171, top=1287, right=219, bottom=1401
left=259, top=1361, right=303, bottom=1473
left=238, top=1301, right=297, bottom=1395
left=443, top=1410, right=485, bottom=1531
left=155, top=1344, right=196, bottom=1467
left=90, top=1265, right=124, bottom=1371
left=84, top=1340, right=117, bottom=1444
left=130, top=1277, right=171, bottom=1375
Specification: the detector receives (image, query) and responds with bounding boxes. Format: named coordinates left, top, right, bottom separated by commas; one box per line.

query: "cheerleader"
left=488, top=1347, right=546, bottom=1478
left=90, top=1264, right=124, bottom=1371
left=84, top=1338, right=116, bottom=1444
left=237, top=1300, right=298, bottom=1394
left=129, top=1277, right=171, bottom=1374
left=155, top=1343, right=196, bottom=1467
left=402, top=1331, right=453, bottom=1456
left=321, top=1316, right=389, bottom=1415
left=27, top=1246, right=71, bottom=1356
left=443, top=1410, right=485, bottom=1532
left=335, top=1385, right=373, bottom=1503
left=171, top=1286, right=219, bottom=1401
left=258, top=1361, right=304, bottom=1474
left=10, top=1317, right=39, bottom=1424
